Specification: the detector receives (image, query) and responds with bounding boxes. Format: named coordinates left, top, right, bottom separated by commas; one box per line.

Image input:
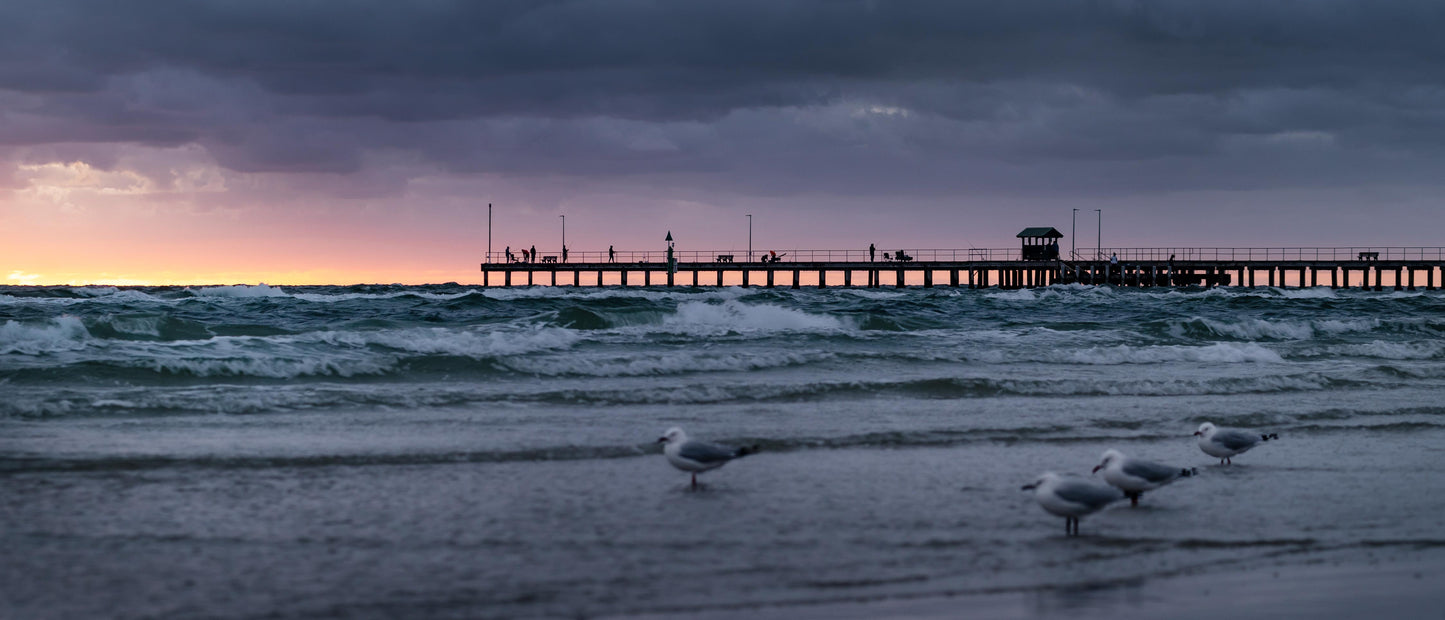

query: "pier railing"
left=484, top=248, right=1023, bottom=264
left=484, top=247, right=1445, bottom=265
left=1080, top=247, right=1445, bottom=262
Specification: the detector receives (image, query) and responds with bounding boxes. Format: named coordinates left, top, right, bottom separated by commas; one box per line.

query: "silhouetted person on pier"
left=531, top=245, right=537, bottom=263
left=609, top=245, right=616, bottom=262
left=562, top=246, right=568, bottom=263
left=505, top=246, right=513, bottom=262
left=520, top=248, right=528, bottom=262
left=869, top=243, right=876, bottom=262
left=1110, top=253, right=1118, bottom=265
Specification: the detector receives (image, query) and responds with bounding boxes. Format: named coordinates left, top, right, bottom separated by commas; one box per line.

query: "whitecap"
left=1194, top=317, right=1376, bottom=341
left=653, top=300, right=852, bottom=335
left=498, top=349, right=832, bottom=377
left=352, top=325, right=580, bottom=358
left=187, top=283, right=290, bottom=298
left=0, top=316, right=91, bottom=355
left=1276, top=287, right=1340, bottom=299
left=1061, top=342, right=1284, bottom=364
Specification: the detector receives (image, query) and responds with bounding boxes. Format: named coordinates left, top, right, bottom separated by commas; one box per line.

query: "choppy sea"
left=3, top=283, right=1444, bottom=618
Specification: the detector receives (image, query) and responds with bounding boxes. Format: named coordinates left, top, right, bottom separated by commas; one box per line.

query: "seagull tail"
left=1262, top=433, right=1279, bottom=441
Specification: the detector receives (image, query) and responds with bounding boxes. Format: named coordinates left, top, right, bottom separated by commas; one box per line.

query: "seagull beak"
left=1091, top=464, right=1103, bottom=474
left=656, top=437, right=667, bottom=444
left=1193, top=431, right=1202, bottom=436
left=1021, top=483, right=1037, bottom=491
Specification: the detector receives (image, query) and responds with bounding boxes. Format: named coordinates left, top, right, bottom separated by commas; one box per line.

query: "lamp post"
left=747, top=214, right=752, bottom=263
left=487, top=203, right=492, bottom=263
left=1094, top=209, right=1102, bottom=260
left=559, top=214, right=565, bottom=261
left=1071, top=208, right=1078, bottom=261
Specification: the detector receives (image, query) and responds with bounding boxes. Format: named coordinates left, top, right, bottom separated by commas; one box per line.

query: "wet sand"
left=624, top=547, right=1445, bottom=619
left=5, top=425, right=1445, bottom=619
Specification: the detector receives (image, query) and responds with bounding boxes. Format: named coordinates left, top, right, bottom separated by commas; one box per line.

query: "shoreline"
left=619, top=545, right=1445, bottom=620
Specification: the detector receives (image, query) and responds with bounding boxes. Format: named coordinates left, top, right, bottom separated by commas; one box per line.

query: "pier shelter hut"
left=1017, top=227, right=1063, bottom=260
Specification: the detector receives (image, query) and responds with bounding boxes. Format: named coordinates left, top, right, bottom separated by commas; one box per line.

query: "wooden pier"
left=480, top=247, right=1445, bottom=291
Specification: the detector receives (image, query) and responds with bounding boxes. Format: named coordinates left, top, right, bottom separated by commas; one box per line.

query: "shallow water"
left=3, top=283, right=1444, bottom=618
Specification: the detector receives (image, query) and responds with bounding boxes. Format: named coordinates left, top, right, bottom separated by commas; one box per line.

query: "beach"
left=4, top=284, right=1445, bottom=618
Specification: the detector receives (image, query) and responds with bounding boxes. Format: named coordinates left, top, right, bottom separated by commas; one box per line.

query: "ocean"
left=3, top=283, right=1444, bottom=618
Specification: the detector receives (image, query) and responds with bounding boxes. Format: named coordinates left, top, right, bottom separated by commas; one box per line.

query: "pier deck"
left=481, top=249, right=1445, bottom=290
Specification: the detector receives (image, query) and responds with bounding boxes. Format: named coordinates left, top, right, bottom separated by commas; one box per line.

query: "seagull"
left=1194, top=422, right=1279, bottom=465
left=657, top=427, right=758, bottom=490
left=1092, top=449, right=1196, bottom=506
left=1021, top=471, right=1124, bottom=536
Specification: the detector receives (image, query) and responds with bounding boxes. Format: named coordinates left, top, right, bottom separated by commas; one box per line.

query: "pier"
left=479, top=247, right=1445, bottom=290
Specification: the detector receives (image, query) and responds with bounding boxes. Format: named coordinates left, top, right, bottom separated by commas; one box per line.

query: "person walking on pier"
left=869, top=243, right=875, bottom=262
left=505, top=246, right=513, bottom=263
left=609, top=245, right=616, bottom=262
left=531, top=245, right=537, bottom=263
left=562, top=245, right=568, bottom=263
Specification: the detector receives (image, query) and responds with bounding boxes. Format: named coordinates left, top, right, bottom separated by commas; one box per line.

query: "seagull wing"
left=1213, top=429, right=1262, bottom=451
left=1054, top=480, right=1124, bottom=509
left=1122, top=459, right=1184, bottom=484
left=677, top=441, right=742, bottom=464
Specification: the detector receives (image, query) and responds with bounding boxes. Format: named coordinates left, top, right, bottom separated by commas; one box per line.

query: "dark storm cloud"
left=2, top=0, right=1444, bottom=192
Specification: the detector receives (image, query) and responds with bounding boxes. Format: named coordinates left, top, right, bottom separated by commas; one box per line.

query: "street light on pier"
left=1071, top=208, right=1078, bottom=261
left=747, top=214, right=752, bottom=263
left=1094, top=209, right=1102, bottom=260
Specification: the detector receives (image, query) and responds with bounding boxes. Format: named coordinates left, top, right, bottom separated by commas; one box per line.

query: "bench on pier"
left=541, top=256, right=558, bottom=263
left=1358, top=251, right=1379, bottom=261
left=716, top=254, right=734, bottom=263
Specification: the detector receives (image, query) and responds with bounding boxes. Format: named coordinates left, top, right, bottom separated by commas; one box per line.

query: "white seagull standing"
left=1092, top=449, right=1196, bottom=506
left=1194, top=422, right=1279, bottom=465
left=657, top=427, right=757, bottom=490
left=1022, top=471, right=1124, bottom=536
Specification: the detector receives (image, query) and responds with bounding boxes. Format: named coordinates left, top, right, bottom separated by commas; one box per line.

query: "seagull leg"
left=691, top=473, right=697, bottom=490
left=1128, top=492, right=1140, bottom=507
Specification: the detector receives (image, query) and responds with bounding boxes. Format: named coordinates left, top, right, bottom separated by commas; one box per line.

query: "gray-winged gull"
left=1022, top=471, right=1124, bottom=536
left=1194, top=422, right=1278, bottom=465
left=1092, top=448, right=1196, bottom=506
left=657, top=427, right=757, bottom=489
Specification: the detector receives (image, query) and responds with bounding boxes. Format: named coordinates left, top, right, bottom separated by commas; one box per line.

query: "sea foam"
left=1061, top=342, right=1284, bottom=364
left=657, top=300, right=852, bottom=335
left=187, top=283, right=290, bottom=298
left=0, top=317, right=90, bottom=355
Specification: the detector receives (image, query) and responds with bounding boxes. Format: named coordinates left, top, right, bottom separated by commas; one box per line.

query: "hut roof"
left=1016, top=227, right=1063, bottom=239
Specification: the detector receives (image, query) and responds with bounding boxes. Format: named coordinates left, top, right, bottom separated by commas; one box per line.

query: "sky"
left=2, top=0, right=1443, bottom=285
